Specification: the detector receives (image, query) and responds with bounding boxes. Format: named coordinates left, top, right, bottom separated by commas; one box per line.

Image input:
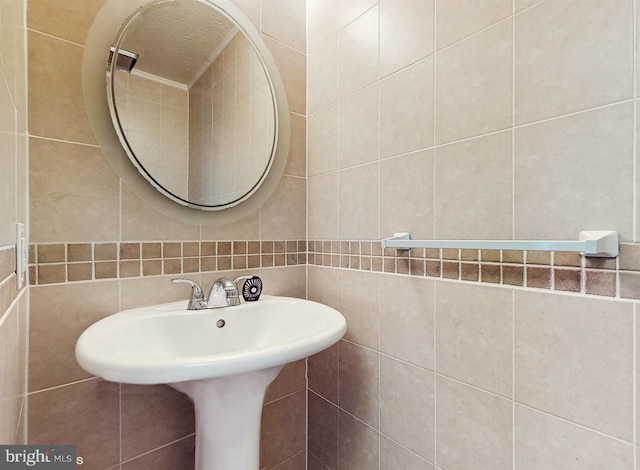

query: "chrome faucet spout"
left=206, top=277, right=230, bottom=308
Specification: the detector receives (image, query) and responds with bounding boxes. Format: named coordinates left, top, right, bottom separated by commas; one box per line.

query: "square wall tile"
left=260, top=390, right=306, bottom=468
left=514, top=290, right=633, bottom=441
left=380, top=355, right=435, bottom=461
left=30, top=138, right=120, bottom=242
left=261, top=176, right=306, bottom=240
left=337, top=269, right=379, bottom=349
left=379, top=0, right=434, bottom=77
left=308, top=0, right=338, bottom=52
left=262, top=36, right=306, bottom=115
left=338, top=84, right=379, bottom=169
left=435, top=20, right=512, bottom=144
left=0, top=304, right=20, bottom=444
left=339, top=340, right=380, bottom=428
left=379, top=274, right=434, bottom=370
left=380, top=58, right=434, bottom=159
left=261, top=0, right=306, bottom=53
left=121, top=384, right=195, bottom=461
left=435, top=131, right=512, bottom=239
left=514, top=103, right=633, bottom=240
left=121, top=437, right=195, bottom=470
left=380, top=150, right=434, bottom=240
left=381, top=436, right=435, bottom=470
left=27, top=0, right=104, bottom=45
left=515, top=0, right=633, bottom=125
left=436, top=0, right=511, bottom=50
left=28, top=31, right=96, bottom=144
left=121, top=185, right=200, bottom=241
left=285, top=112, right=306, bottom=178
left=29, top=379, right=120, bottom=469
left=308, top=103, right=338, bottom=177
left=308, top=265, right=339, bottom=310
left=308, top=391, right=339, bottom=469
left=0, top=133, right=16, bottom=247
left=436, top=376, right=513, bottom=470
left=338, top=163, right=379, bottom=240
left=338, top=6, right=378, bottom=98
left=29, top=282, right=120, bottom=392
left=338, top=410, right=380, bottom=469
left=515, top=0, right=543, bottom=13
left=435, top=281, right=513, bottom=397
left=308, top=343, right=339, bottom=403
left=308, top=36, right=338, bottom=114
left=515, top=405, right=634, bottom=470
left=338, top=0, right=377, bottom=29
left=308, top=173, right=338, bottom=240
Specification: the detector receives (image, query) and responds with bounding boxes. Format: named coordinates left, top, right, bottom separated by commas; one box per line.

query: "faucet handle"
left=234, top=275, right=262, bottom=302
left=171, top=278, right=206, bottom=310
left=232, top=275, right=253, bottom=289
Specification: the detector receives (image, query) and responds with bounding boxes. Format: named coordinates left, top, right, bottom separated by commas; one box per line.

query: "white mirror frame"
left=83, top=0, right=290, bottom=225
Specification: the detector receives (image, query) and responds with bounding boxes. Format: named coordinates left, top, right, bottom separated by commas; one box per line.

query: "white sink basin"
left=75, top=295, right=346, bottom=470
left=75, top=295, right=346, bottom=384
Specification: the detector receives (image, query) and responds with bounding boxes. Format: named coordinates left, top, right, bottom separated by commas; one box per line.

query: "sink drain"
left=216, top=319, right=226, bottom=328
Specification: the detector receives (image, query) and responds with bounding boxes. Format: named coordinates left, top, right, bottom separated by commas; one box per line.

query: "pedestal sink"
left=75, top=296, right=346, bottom=470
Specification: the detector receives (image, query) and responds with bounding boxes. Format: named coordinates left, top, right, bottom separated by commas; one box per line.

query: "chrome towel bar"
left=381, top=231, right=619, bottom=258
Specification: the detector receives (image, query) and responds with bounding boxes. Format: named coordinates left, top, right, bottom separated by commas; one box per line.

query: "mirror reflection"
left=109, top=0, right=276, bottom=209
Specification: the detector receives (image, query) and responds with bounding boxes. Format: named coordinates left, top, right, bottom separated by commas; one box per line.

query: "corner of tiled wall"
left=0, top=0, right=29, bottom=449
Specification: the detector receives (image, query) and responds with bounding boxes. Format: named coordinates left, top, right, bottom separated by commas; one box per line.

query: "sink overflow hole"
left=216, top=319, right=226, bottom=328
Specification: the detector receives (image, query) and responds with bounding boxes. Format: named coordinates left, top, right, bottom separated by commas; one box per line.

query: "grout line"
left=27, top=376, right=98, bottom=396
left=118, top=383, right=122, bottom=465
left=511, top=286, right=516, bottom=470
left=28, top=134, right=101, bottom=149
left=336, top=338, right=341, bottom=469
left=516, top=401, right=635, bottom=446
left=263, top=388, right=305, bottom=406
left=634, top=303, right=637, bottom=470
left=378, top=431, right=435, bottom=467
left=432, top=0, right=438, bottom=243
left=119, top=434, right=196, bottom=465
left=376, top=240, right=382, bottom=469
left=26, top=28, right=84, bottom=48
left=434, top=13, right=513, bottom=57
left=634, top=0, right=638, bottom=244
left=432, top=278, right=438, bottom=467
left=511, top=0, right=516, bottom=243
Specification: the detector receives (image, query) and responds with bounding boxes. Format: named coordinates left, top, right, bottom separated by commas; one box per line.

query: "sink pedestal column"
left=171, top=365, right=284, bottom=470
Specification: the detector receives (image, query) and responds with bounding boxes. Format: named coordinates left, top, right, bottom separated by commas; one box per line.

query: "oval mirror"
left=110, top=0, right=276, bottom=210
left=83, top=0, right=290, bottom=223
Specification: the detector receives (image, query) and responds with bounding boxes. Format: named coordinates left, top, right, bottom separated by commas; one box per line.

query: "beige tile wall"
left=25, top=0, right=640, bottom=469
left=0, top=0, right=28, bottom=447
left=27, top=0, right=306, bottom=468
left=307, top=0, right=640, bottom=469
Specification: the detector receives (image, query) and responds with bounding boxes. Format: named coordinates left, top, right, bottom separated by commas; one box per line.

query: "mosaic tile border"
left=29, top=240, right=640, bottom=301
left=29, top=240, right=307, bottom=286
left=306, top=240, right=640, bottom=301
